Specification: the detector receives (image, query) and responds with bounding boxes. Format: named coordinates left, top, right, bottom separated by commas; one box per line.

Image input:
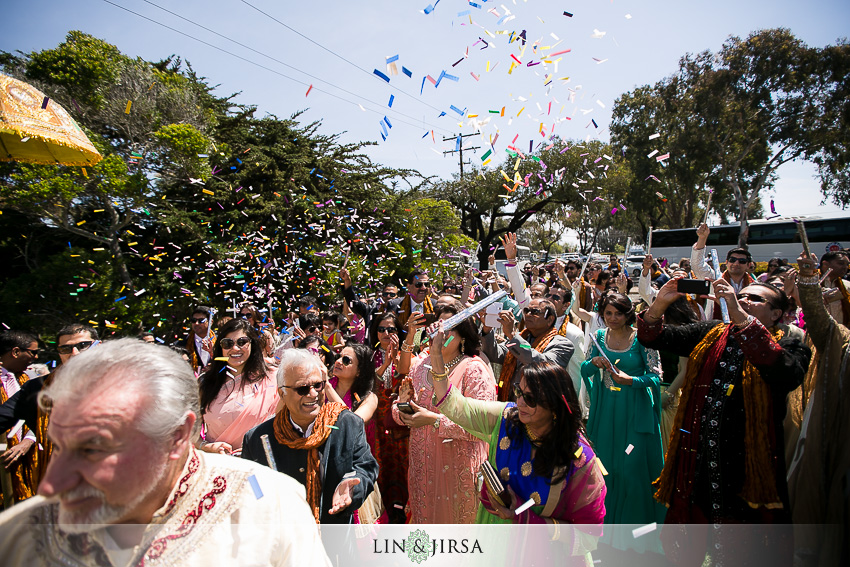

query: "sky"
left=3, top=0, right=848, bottom=220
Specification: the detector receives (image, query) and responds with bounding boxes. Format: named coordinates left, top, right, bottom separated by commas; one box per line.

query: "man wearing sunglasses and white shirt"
left=242, top=349, right=378, bottom=524
left=691, top=223, right=756, bottom=320
left=386, top=269, right=435, bottom=326
left=0, top=325, right=99, bottom=505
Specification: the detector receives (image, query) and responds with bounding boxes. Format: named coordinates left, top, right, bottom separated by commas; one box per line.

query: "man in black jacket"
left=242, top=349, right=377, bottom=524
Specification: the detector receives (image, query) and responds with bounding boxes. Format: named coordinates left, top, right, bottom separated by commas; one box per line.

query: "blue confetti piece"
left=386, top=54, right=399, bottom=64
left=421, top=131, right=429, bottom=138
left=469, top=2, right=481, bottom=8
left=373, top=69, right=391, bottom=82
left=380, top=120, right=388, bottom=136
left=402, top=66, right=412, bottom=78
left=248, top=475, right=264, bottom=499
left=384, top=116, right=392, bottom=129
left=423, top=3, right=434, bottom=14
left=450, top=104, right=465, bottom=117
left=444, top=72, right=459, bottom=82
left=457, top=10, right=470, bottom=16
left=438, top=111, right=446, bottom=118
left=435, top=70, right=446, bottom=88
left=421, top=75, right=427, bottom=95
left=455, top=134, right=461, bottom=152
left=114, top=296, right=127, bottom=302
left=381, top=132, right=387, bottom=142
left=388, top=94, right=394, bottom=107
left=592, top=119, right=598, bottom=128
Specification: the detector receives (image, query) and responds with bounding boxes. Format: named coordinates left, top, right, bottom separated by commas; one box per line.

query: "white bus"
left=649, top=214, right=850, bottom=264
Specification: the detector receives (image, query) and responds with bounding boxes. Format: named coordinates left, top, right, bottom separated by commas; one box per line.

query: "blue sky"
left=3, top=0, right=848, bottom=218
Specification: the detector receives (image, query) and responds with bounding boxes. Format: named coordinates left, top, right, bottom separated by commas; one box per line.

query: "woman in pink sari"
left=393, top=299, right=497, bottom=524
left=198, top=318, right=279, bottom=455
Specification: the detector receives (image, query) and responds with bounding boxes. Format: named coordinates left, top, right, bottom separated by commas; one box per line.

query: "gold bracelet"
left=400, top=342, right=415, bottom=353
left=431, top=369, right=448, bottom=382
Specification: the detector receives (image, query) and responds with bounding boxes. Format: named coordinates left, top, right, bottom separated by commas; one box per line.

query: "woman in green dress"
left=398, top=319, right=607, bottom=565
left=580, top=292, right=666, bottom=554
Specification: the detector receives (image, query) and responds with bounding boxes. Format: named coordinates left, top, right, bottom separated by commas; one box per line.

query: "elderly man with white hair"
left=242, top=348, right=378, bottom=525
left=0, top=338, right=329, bottom=567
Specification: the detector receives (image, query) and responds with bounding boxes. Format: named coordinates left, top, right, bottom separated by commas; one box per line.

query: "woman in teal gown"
left=580, top=292, right=666, bottom=554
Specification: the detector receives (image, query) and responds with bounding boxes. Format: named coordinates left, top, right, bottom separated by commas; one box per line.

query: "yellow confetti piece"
left=214, top=357, right=230, bottom=361
left=574, top=447, right=582, bottom=458
left=125, top=100, right=132, bottom=114
left=596, top=459, right=609, bottom=476
left=76, top=220, right=86, bottom=226
left=516, top=106, right=525, bottom=117
left=726, top=385, right=734, bottom=396
left=202, top=189, right=214, bottom=195
left=81, top=167, right=88, bottom=178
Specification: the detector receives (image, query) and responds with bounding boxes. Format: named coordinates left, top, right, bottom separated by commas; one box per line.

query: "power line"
left=238, top=0, right=449, bottom=116
left=99, top=0, right=453, bottom=136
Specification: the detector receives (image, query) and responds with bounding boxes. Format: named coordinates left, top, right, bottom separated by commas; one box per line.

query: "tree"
left=431, top=139, right=632, bottom=267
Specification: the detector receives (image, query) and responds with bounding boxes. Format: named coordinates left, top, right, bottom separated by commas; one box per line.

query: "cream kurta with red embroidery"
left=0, top=448, right=330, bottom=566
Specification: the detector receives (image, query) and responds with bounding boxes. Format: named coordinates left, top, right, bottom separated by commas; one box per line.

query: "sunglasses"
left=220, top=336, right=251, bottom=349
left=736, top=293, right=773, bottom=306
left=444, top=286, right=459, bottom=292
left=512, top=383, right=545, bottom=409
left=239, top=312, right=253, bottom=319
left=21, top=348, right=40, bottom=357
left=306, top=325, right=317, bottom=333
left=191, top=317, right=208, bottom=324
left=727, top=257, right=750, bottom=265
left=282, top=380, right=327, bottom=396
left=546, top=294, right=563, bottom=303
left=377, top=326, right=397, bottom=334
left=57, top=341, right=93, bottom=355
left=340, top=355, right=354, bottom=366
left=523, top=307, right=545, bottom=316
left=413, top=281, right=432, bottom=289
left=381, top=291, right=397, bottom=298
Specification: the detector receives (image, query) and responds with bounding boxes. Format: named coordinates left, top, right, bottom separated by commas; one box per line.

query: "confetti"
left=248, top=475, right=264, bottom=499
left=625, top=444, right=634, bottom=455
left=632, top=523, right=657, bottom=539
left=515, top=497, right=536, bottom=515
left=125, top=100, right=132, bottom=114
left=305, top=84, right=313, bottom=96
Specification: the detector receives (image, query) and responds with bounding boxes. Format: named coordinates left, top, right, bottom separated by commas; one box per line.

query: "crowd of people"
left=0, top=223, right=847, bottom=566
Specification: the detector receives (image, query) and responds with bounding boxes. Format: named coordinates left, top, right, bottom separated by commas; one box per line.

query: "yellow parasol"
left=0, top=73, right=102, bottom=166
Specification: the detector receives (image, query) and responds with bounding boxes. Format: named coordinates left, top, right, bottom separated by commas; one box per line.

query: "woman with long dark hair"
left=326, top=343, right=378, bottom=447
left=369, top=311, right=409, bottom=522
left=198, top=318, right=279, bottom=455
left=420, top=336, right=606, bottom=559
left=580, top=292, right=665, bottom=553
left=394, top=300, right=497, bottom=523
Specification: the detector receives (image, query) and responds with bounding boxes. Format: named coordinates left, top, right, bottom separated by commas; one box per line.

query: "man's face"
left=737, top=285, right=783, bottom=328
left=565, top=264, right=578, bottom=281
left=407, top=275, right=431, bottom=303
left=529, top=284, right=547, bottom=299
left=4, top=341, right=39, bottom=375
left=545, top=290, right=567, bottom=316
left=380, top=287, right=398, bottom=303
left=823, top=254, right=849, bottom=280
left=726, top=253, right=749, bottom=277
left=680, top=260, right=691, bottom=272
left=281, top=364, right=326, bottom=429
left=39, top=381, right=178, bottom=531
left=57, top=331, right=95, bottom=365
left=523, top=299, right=554, bottom=335
left=190, top=313, right=209, bottom=338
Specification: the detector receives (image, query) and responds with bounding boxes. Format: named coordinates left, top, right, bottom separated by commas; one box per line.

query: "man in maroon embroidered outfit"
left=0, top=339, right=329, bottom=567
left=638, top=277, right=810, bottom=566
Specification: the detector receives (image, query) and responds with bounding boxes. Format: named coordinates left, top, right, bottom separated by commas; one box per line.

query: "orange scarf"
left=497, top=328, right=558, bottom=402
left=654, top=323, right=785, bottom=509
left=0, top=373, right=37, bottom=501
left=397, top=294, right=434, bottom=326
left=273, top=402, right=346, bottom=522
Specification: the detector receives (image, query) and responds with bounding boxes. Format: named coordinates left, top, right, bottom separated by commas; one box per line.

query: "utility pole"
left=442, top=132, right=480, bottom=179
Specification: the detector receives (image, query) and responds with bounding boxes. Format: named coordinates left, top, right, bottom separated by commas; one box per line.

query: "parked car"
left=624, top=255, right=646, bottom=279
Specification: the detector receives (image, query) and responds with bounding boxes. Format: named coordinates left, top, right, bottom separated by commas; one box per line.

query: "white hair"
left=275, top=348, right=324, bottom=388
left=39, top=338, right=200, bottom=443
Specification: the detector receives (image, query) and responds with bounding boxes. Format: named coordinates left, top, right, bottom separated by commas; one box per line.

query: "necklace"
left=443, top=353, right=464, bottom=372
left=524, top=424, right=543, bottom=446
